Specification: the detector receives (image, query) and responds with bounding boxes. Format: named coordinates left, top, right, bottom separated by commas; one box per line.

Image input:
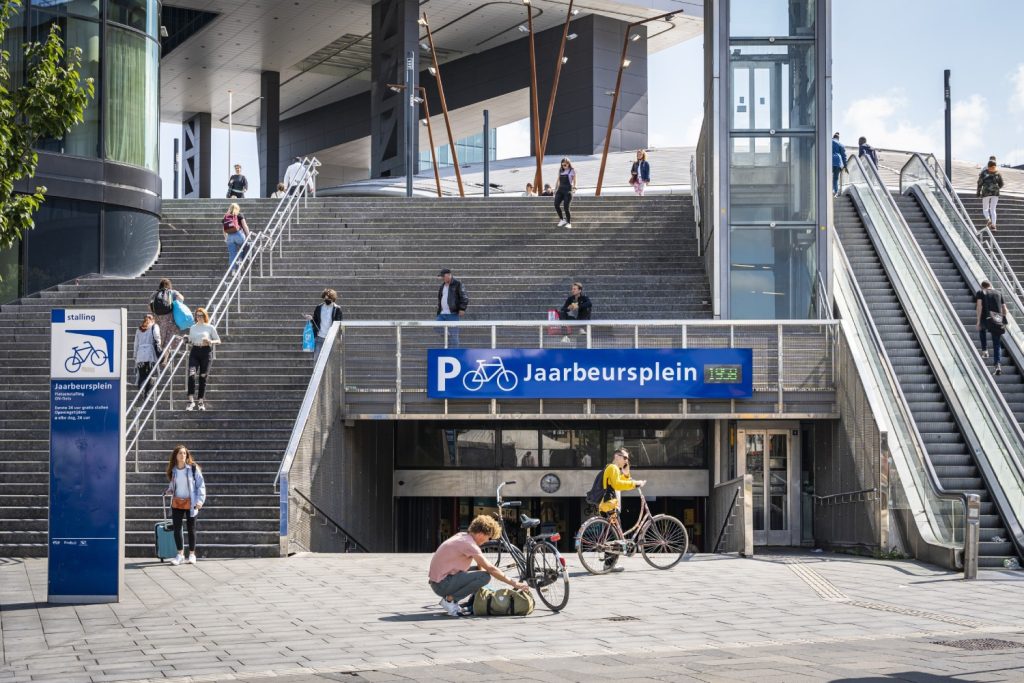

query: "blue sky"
left=159, top=1, right=1024, bottom=196
left=648, top=0, right=1024, bottom=166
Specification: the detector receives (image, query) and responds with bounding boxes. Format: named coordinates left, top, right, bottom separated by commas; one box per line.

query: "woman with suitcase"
left=163, top=445, right=206, bottom=566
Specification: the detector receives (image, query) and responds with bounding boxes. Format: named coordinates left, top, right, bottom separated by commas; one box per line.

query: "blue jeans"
left=436, top=313, right=460, bottom=347
left=226, top=231, right=247, bottom=269
left=430, top=569, right=490, bottom=603
left=832, top=167, right=842, bottom=195
left=980, top=327, right=1003, bottom=365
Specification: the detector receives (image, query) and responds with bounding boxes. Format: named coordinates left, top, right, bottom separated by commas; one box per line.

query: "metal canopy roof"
left=160, top=0, right=703, bottom=127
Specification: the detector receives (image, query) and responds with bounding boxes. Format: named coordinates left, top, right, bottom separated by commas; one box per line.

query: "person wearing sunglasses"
left=597, top=447, right=646, bottom=571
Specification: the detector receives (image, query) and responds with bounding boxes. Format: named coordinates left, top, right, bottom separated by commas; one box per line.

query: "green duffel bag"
left=471, top=586, right=535, bottom=616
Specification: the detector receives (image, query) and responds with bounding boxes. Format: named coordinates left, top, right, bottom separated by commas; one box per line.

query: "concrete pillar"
left=370, top=0, right=419, bottom=179
left=258, top=70, right=281, bottom=198
left=181, top=112, right=211, bottom=198
left=537, top=15, right=648, bottom=157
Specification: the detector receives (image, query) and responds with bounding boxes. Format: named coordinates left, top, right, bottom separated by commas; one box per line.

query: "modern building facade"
left=1, top=0, right=161, bottom=305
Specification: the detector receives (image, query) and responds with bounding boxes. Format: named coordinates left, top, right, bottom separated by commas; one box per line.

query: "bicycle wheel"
left=640, top=514, right=689, bottom=570
left=530, top=540, right=569, bottom=611
left=64, top=355, right=84, bottom=373
left=90, top=348, right=108, bottom=367
left=462, top=370, right=484, bottom=392
left=576, top=516, right=623, bottom=575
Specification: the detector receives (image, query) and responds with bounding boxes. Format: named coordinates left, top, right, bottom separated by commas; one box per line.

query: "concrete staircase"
left=958, top=194, right=1024, bottom=274
left=0, top=196, right=710, bottom=558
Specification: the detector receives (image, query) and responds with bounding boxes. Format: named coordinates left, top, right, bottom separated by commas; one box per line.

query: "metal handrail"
left=331, top=318, right=834, bottom=329
left=124, top=157, right=321, bottom=466
left=899, top=152, right=1024, bottom=319
left=689, top=154, right=701, bottom=248
left=847, top=153, right=1024, bottom=564
left=291, top=487, right=368, bottom=552
left=832, top=236, right=971, bottom=561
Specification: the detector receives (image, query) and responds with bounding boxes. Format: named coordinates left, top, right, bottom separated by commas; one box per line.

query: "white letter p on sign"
left=437, top=356, right=461, bottom=392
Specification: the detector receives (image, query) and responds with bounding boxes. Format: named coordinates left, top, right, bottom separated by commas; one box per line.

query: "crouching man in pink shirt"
left=428, top=515, right=530, bottom=617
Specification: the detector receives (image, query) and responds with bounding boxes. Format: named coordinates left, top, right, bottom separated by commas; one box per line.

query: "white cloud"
left=841, top=90, right=990, bottom=162
left=1005, top=148, right=1024, bottom=166
left=1011, top=64, right=1024, bottom=111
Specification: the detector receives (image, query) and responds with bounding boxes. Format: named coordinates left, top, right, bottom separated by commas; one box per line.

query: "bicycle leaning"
left=481, top=480, right=570, bottom=611
left=574, top=485, right=689, bottom=574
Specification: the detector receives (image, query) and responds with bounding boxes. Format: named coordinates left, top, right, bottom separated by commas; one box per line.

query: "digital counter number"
left=703, top=364, right=743, bottom=384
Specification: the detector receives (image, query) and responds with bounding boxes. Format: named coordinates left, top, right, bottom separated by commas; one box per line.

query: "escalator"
left=835, top=194, right=1020, bottom=567
left=895, top=194, right=1024, bottom=427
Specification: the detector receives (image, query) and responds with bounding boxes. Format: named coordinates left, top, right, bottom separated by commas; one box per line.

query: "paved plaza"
left=1, top=552, right=1024, bottom=682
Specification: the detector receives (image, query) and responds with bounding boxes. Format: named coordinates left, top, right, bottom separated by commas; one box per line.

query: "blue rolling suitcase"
left=155, top=494, right=177, bottom=561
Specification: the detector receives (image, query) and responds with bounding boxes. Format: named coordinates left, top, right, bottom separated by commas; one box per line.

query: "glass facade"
left=420, top=129, right=497, bottom=169
left=5, top=0, right=160, bottom=168
left=725, top=0, right=821, bottom=319
left=396, top=421, right=708, bottom=470
left=0, top=0, right=161, bottom=304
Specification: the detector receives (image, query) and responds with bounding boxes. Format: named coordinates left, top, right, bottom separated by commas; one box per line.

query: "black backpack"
left=151, top=289, right=174, bottom=315
left=585, top=468, right=611, bottom=506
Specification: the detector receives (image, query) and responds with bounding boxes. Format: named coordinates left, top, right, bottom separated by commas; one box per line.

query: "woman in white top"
left=270, top=182, right=287, bottom=199
left=133, top=314, right=162, bottom=398
left=163, top=444, right=207, bottom=566
left=186, top=307, right=221, bottom=411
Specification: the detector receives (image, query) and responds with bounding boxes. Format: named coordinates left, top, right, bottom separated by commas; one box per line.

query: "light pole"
left=595, top=11, right=678, bottom=196
left=227, top=89, right=233, bottom=182
left=522, top=0, right=543, bottom=190
left=538, top=1, right=578, bottom=181
left=420, top=13, right=465, bottom=197
left=389, top=83, right=442, bottom=197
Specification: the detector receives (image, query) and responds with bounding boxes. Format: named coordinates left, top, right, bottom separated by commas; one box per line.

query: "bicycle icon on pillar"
left=64, top=340, right=109, bottom=373
left=463, top=356, right=519, bottom=392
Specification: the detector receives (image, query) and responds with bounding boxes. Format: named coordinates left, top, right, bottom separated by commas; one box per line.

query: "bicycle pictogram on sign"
left=64, top=339, right=109, bottom=374
left=462, top=356, right=519, bottom=392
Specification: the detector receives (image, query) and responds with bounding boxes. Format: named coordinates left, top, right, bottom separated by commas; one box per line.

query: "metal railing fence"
left=124, top=157, right=320, bottom=468
left=710, top=474, right=753, bottom=556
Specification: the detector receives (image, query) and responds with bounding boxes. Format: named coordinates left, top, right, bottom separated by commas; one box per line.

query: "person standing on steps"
left=978, top=160, right=1004, bottom=231
left=554, top=157, right=577, bottom=229
left=831, top=132, right=847, bottom=197
left=977, top=280, right=1009, bottom=375
left=227, top=164, right=248, bottom=198
left=630, top=149, right=651, bottom=197
left=149, top=278, right=185, bottom=356
left=133, top=314, right=162, bottom=399
left=163, top=445, right=206, bottom=566
left=222, top=203, right=251, bottom=270
left=284, top=156, right=313, bottom=195
left=304, top=288, right=344, bottom=360
left=270, top=182, right=287, bottom=199
left=857, top=137, right=879, bottom=168
left=186, top=307, right=221, bottom=411
left=436, top=268, right=468, bottom=348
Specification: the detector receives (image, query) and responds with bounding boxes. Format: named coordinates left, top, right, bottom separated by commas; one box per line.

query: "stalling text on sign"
left=427, top=348, right=753, bottom=400
left=48, top=308, right=127, bottom=603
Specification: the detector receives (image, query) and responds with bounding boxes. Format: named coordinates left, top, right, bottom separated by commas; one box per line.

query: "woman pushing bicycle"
left=598, top=448, right=645, bottom=571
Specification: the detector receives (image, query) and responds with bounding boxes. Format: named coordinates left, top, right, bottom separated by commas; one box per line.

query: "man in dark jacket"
left=559, top=282, right=592, bottom=336
left=436, top=268, right=468, bottom=347
left=831, top=132, right=847, bottom=197
left=976, top=280, right=1008, bottom=374
left=304, top=288, right=344, bottom=360
left=227, top=164, right=248, bottom=198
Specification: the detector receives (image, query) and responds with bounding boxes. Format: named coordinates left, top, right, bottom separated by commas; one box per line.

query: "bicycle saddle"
left=519, top=514, right=541, bottom=529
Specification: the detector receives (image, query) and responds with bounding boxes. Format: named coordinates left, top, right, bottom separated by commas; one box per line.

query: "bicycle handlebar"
left=500, top=501, right=522, bottom=508
left=503, top=480, right=517, bottom=485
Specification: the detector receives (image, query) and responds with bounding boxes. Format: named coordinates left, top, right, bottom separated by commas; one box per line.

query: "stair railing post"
left=395, top=325, right=402, bottom=415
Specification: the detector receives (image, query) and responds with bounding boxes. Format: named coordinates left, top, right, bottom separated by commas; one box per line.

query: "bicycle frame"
left=494, top=481, right=563, bottom=576
left=608, top=487, right=655, bottom=549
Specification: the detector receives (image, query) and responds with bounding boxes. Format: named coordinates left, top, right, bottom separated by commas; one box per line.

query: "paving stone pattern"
left=2, top=551, right=1023, bottom=682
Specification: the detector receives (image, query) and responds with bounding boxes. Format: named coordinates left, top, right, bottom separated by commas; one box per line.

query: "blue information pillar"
left=48, top=308, right=127, bottom=603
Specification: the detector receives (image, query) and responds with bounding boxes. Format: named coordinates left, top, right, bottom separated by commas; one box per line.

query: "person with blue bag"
left=304, top=288, right=344, bottom=360
left=185, top=307, right=220, bottom=412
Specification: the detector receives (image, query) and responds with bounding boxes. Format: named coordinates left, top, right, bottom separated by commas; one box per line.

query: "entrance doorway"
left=737, top=428, right=794, bottom=545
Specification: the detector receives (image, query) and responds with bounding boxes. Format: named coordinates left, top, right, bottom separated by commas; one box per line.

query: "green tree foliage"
left=0, top=0, right=94, bottom=252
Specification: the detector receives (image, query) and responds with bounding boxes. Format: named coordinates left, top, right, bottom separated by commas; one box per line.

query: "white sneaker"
left=188, top=553, right=197, bottom=565
left=439, top=598, right=463, bottom=617
left=564, top=222, right=572, bottom=229
left=170, top=554, right=184, bottom=566
left=983, top=350, right=990, bottom=358
left=197, top=401, right=206, bottom=412
left=185, top=400, right=196, bottom=412
left=556, top=219, right=567, bottom=228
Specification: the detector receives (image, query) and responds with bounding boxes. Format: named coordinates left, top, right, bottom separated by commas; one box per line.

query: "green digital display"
left=703, top=364, right=743, bottom=384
